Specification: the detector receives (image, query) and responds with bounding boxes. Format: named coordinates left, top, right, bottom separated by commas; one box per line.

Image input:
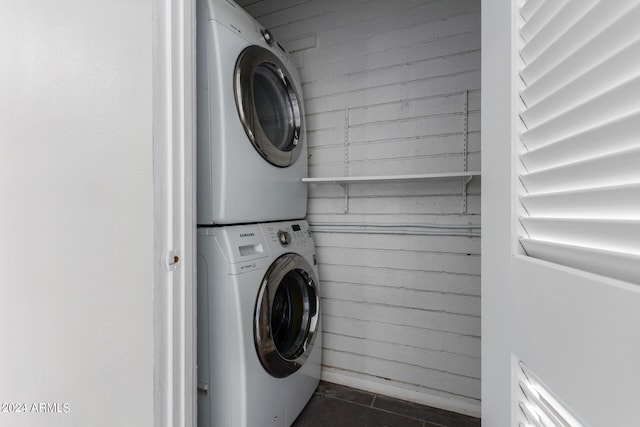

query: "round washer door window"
left=235, top=45, right=302, bottom=168
left=254, top=253, right=320, bottom=378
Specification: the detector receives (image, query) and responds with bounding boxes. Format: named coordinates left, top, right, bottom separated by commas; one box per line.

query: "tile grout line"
left=314, top=391, right=377, bottom=410
left=314, top=383, right=479, bottom=426
left=317, top=390, right=428, bottom=424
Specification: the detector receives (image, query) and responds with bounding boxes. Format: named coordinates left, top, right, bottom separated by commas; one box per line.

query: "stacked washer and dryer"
left=195, top=1, right=322, bottom=426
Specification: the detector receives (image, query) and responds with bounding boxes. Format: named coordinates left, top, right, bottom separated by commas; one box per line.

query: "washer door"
left=254, top=253, right=320, bottom=378
left=234, top=45, right=303, bottom=168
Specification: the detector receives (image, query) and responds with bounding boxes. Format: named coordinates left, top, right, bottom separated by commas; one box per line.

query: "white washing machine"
left=196, top=0, right=308, bottom=225
left=197, top=220, right=322, bottom=427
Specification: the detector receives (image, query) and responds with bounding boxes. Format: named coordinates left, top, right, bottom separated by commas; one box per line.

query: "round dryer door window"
left=254, top=253, right=320, bottom=378
left=235, top=45, right=303, bottom=168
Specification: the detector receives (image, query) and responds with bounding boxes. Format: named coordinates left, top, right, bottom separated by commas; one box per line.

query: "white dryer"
left=196, top=0, right=308, bottom=225
left=197, top=220, right=322, bottom=427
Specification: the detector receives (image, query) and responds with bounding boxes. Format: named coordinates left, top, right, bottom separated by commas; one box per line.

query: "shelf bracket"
left=340, top=183, right=349, bottom=213
left=462, top=175, right=473, bottom=213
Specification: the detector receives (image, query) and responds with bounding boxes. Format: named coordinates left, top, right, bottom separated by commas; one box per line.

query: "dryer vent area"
left=236, top=0, right=481, bottom=418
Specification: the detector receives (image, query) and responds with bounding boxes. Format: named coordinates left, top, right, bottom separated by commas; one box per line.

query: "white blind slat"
left=519, top=402, right=545, bottom=427
left=521, top=39, right=640, bottom=127
left=520, top=184, right=640, bottom=220
left=519, top=381, right=567, bottom=427
left=520, top=75, right=640, bottom=147
left=520, top=1, right=639, bottom=85
left=521, top=8, right=640, bottom=106
left=520, top=218, right=640, bottom=256
left=520, top=239, right=640, bottom=285
left=520, top=111, right=640, bottom=171
left=519, top=0, right=598, bottom=64
left=520, top=147, right=640, bottom=194
left=517, top=362, right=586, bottom=427
left=520, top=0, right=547, bottom=22
left=519, top=0, right=570, bottom=43
left=518, top=0, right=640, bottom=285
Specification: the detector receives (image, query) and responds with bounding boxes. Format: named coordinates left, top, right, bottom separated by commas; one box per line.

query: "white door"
left=483, top=1, right=640, bottom=426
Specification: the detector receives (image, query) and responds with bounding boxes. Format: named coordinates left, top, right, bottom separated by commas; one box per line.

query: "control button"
left=277, top=230, right=291, bottom=246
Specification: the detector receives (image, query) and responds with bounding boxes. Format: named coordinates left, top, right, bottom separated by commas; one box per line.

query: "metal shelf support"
left=462, top=175, right=473, bottom=213
left=341, top=183, right=349, bottom=213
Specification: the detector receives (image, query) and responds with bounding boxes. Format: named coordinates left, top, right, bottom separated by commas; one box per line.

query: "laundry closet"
left=220, top=0, right=482, bottom=419
left=7, top=1, right=640, bottom=425
left=2, top=0, right=480, bottom=424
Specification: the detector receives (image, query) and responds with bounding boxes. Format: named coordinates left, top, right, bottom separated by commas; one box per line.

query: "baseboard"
left=320, top=369, right=481, bottom=418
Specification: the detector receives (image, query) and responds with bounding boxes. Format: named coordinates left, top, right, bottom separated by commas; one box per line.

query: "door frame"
left=481, top=0, right=515, bottom=424
left=152, top=0, right=197, bottom=426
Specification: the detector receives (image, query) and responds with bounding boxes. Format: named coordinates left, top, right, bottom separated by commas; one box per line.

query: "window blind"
left=517, top=0, right=640, bottom=285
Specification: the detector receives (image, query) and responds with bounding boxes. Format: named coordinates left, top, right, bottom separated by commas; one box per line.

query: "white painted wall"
left=237, top=0, right=481, bottom=416
left=0, top=2, right=154, bottom=426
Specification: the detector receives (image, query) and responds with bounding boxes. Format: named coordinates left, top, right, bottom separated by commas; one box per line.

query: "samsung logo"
left=239, top=232, right=255, bottom=238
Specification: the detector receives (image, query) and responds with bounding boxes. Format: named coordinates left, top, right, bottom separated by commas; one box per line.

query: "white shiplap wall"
left=236, top=0, right=481, bottom=416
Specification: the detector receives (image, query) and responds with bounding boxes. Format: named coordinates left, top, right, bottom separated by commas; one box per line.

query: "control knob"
left=277, top=230, right=291, bottom=246
left=261, top=29, right=275, bottom=46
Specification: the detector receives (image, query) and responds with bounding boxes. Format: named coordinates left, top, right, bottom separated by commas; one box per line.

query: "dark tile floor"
left=293, top=382, right=481, bottom=427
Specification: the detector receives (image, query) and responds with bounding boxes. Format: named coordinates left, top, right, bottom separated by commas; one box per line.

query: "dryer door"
left=255, top=253, right=320, bottom=378
left=234, top=45, right=303, bottom=168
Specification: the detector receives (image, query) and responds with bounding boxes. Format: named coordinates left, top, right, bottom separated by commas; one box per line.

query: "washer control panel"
left=263, top=220, right=312, bottom=251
